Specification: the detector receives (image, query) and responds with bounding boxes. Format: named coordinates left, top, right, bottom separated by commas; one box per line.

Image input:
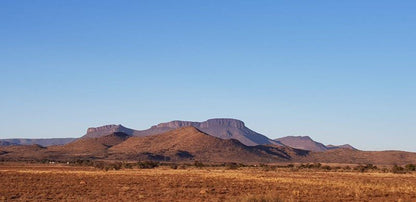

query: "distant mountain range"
left=1, top=126, right=416, bottom=165
left=2, top=118, right=416, bottom=165
left=0, top=140, right=18, bottom=146
left=1, top=138, right=76, bottom=147
left=0, top=127, right=309, bottom=163
left=83, top=119, right=281, bottom=146
left=0, top=119, right=351, bottom=149
left=276, top=136, right=356, bottom=152
left=108, top=127, right=307, bottom=163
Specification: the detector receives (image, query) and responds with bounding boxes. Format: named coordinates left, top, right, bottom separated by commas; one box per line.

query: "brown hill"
left=2, top=127, right=415, bottom=165
left=47, top=132, right=130, bottom=159
left=304, top=149, right=416, bottom=165
left=109, top=126, right=305, bottom=163
left=0, top=144, right=47, bottom=161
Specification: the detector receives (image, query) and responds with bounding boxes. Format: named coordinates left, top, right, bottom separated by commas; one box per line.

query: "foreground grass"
left=0, top=164, right=415, bottom=201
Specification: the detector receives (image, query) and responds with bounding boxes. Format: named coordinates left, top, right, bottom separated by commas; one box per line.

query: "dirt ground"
left=0, top=163, right=415, bottom=201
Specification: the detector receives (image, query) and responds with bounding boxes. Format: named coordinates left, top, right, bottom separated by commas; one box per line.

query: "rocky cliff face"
left=152, top=119, right=245, bottom=129
left=82, top=119, right=282, bottom=146
left=84, top=125, right=135, bottom=138
left=327, top=144, right=357, bottom=150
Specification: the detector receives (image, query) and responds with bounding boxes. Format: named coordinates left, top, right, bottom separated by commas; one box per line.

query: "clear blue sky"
left=1, top=1, right=415, bottom=151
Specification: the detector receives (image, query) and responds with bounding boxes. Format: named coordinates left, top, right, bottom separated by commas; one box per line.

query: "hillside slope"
left=109, top=126, right=303, bottom=163
left=46, top=132, right=131, bottom=159
left=84, top=119, right=282, bottom=146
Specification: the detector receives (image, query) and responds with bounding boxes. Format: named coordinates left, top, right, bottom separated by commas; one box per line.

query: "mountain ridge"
left=108, top=126, right=305, bottom=163
left=83, top=119, right=282, bottom=146
left=1, top=138, right=77, bottom=147
left=1, top=126, right=415, bottom=165
left=276, top=136, right=357, bottom=152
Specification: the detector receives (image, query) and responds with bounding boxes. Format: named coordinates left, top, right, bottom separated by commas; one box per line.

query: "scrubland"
left=0, top=163, right=415, bottom=201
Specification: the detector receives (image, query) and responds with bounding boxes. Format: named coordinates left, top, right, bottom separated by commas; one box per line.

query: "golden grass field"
left=1, top=163, right=416, bottom=201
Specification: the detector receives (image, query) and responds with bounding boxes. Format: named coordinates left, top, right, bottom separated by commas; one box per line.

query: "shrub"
left=194, top=161, right=204, bottom=168
left=405, top=164, right=416, bottom=171
left=391, top=165, right=405, bottom=174
left=313, top=163, right=322, bottom=169
left=122, top=162, right=134, bottom=169
left=170, top=164, right=178, bottom=169
left=287, top=164, right=294, bottom=168
left=92, top=161, right=106, bottom=170
left=353, top=164, right=378, bottom=173
left=225, top=162, right=239, bottom=170
left=137, top=161, right=159, bottom=169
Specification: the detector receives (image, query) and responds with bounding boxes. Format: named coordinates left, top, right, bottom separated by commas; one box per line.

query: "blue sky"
left=1, top=1, right=415, bottom=151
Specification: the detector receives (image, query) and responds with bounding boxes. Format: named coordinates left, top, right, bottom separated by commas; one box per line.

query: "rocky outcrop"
left=82, top=119, right=282, bottom=146
left=84, top=125, right=135, bottom=138
left=327, top=144, right=357, bottom=150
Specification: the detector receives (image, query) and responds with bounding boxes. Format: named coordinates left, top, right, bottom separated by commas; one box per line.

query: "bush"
left=405, top=164, right=416, bottom=171
left=287, top=164, right=294, bottom=168
left=313, top=163, right=322, bottom=168
left=122, top=162, right=134, bottom=169
left=353, top=164, right=378, bottom=173
left=92, top=161, right=106, bottom=170
left=194, top=161, right=204, bottom=168
left=225, top=162, right=239, bottom=170
left=137, top=161, right=159, bottom=169
left=392, top=165, right=405, bottom=174
left=170, top=164, right=178, bottom=169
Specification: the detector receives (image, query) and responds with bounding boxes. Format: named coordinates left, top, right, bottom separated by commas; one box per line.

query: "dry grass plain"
left=1, top=163, right=416, bottom=201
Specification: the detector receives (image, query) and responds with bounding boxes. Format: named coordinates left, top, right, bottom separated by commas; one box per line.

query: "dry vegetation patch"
left=0, top=163, right=415, bottom=201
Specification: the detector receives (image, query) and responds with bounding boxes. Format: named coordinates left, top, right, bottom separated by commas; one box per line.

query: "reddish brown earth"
left=109, top=126, right=306, bottom=163
left=1, top=163, right=416, bottom=201
left=1, top=126, right=416, bottom=165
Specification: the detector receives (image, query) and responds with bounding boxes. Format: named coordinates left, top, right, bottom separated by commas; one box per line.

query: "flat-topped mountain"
left=276, top=136, right=328, bottom=152
left=85, top=125, right=135, bottom=138
left=0, top=127, right=305, bottom=163
left=276, top=136, right=357, bottom=152
left=1, top=125, right=415, bottom=165
left=109, top=126, right=305, bottom=163
left=83, top=119, right=282, bottom=146
left=327, top=144, right=356, bottom=150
